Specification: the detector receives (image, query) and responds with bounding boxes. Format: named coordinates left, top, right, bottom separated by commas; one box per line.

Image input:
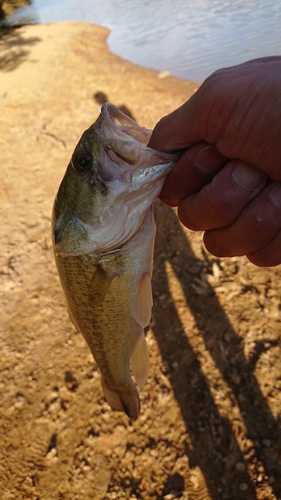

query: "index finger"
left=148, top=98, right=202, bottom=152
left=159, top=142, right=228, bottom=206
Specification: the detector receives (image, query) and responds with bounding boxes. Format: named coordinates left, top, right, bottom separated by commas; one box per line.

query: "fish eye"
left=71, top=152, right=92, bottom=172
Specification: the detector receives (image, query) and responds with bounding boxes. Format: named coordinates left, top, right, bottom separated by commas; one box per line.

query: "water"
left=4, top=0, right=281, bottom=82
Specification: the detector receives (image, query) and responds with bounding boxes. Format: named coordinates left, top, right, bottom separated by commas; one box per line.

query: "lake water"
left=4, top=0, right=281, bottom=82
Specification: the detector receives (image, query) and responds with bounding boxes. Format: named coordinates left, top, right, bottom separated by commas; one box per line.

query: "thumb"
left=148, top=96, right=204, bottom=152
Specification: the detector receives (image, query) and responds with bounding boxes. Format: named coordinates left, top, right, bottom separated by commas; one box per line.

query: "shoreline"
left=0, top=21, right=199, bottom=108
left=0, top=20, right=199, bottom=209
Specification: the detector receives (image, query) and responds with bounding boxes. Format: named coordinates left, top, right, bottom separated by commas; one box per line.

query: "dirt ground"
left=0, top=21, right=281, bottom=500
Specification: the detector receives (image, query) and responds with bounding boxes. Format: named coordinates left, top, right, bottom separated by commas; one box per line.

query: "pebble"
left=235, top=462, right=246, bottom=471
left=239, top=483, right=248, bottom=491
left=158, top=70, right=171, bottom=79
left=212, top=261, right=221, bottom=278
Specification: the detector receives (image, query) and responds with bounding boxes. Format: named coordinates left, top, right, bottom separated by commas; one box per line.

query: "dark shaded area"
left=163, top=473, right=185, bottom=497
left=93, top=90, right=136, bottom=120
left=0, top=0, right=31, bottom=20
left=120, top=476, right=141, bottom=495
left=152, top=202, right=281, bottom=499
left=47, top=433, right=57, bottom=454
left=93, top=91, right=108, bottom=105
left=64, top=370, right=79, bottom=392
left=0, top=25, right=40, bottom=71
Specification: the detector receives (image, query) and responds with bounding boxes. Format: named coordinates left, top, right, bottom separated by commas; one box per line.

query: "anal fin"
left=130, top=330, right=150, bottom=390
left=132, top=272, right=153, bottom=328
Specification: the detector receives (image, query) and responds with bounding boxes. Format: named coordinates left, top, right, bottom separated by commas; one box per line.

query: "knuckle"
left=204, top=184, right=235, bottom=226
left=268, top=182, right=281, bottom=210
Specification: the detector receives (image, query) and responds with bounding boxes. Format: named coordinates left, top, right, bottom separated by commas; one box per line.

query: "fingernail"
left=232, top=162, right=266, bottom=191
left=195, top=145, right=227, bottom=174
left=268, top=183, right=281, bottom=209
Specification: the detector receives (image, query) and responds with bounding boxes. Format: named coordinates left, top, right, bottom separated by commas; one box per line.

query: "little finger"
left=247, top=229, right=281, bottom=267
left=178, top=160, right=267, bottom=231
left=203, top=181, right=281, bottom=258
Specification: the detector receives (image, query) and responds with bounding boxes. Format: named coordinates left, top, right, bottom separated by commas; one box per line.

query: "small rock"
left=158, top=70, right=171, bottom=79
left=239, top=483, right=248, bottom=491
left=231, top=372, right=241, bottom=385
left=212, top=261, right=221, bottom=278
left=235, top=462, right=246, bottom=471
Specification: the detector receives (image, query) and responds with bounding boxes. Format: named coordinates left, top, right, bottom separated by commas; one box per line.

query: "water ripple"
left=4, top=0, right=281, bottom=82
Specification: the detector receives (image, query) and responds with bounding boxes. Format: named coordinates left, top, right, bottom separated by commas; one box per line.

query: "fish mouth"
left=101, top=102, right=152, bottom=146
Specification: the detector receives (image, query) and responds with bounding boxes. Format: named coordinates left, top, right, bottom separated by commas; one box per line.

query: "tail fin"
left=101, top=378, right=140, bottom=420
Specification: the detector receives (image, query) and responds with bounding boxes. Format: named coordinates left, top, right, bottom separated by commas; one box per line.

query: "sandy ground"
left=0, top=21, right=281, bottom=500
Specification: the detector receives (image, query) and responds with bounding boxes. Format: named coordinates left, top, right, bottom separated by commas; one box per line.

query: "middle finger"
left=178, top=160, right=268, bottom=230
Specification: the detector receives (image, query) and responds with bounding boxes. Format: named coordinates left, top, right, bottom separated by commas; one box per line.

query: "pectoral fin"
left=88, top=264, right=116, bottom=306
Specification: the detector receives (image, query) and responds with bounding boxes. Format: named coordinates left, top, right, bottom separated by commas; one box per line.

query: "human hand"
left=148, top=57, right=281, bottom=266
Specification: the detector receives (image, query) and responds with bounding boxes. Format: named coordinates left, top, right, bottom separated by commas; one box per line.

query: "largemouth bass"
left=52, top=103, right=175, bottom=419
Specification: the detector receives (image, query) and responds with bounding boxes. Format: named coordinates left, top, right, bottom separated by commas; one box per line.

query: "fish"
left=52, top=103, right=176, bottom=419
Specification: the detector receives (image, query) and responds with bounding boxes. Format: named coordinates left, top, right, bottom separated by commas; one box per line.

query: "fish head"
left=53, top=103, right=176, bottom=256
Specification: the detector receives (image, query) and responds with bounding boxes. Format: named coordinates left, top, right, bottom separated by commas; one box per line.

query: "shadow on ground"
left=93, top=91, right=136, bottom=121
left=152, top=202, right=281, bottom=500
left=0, top=26, right=40, bottom=71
